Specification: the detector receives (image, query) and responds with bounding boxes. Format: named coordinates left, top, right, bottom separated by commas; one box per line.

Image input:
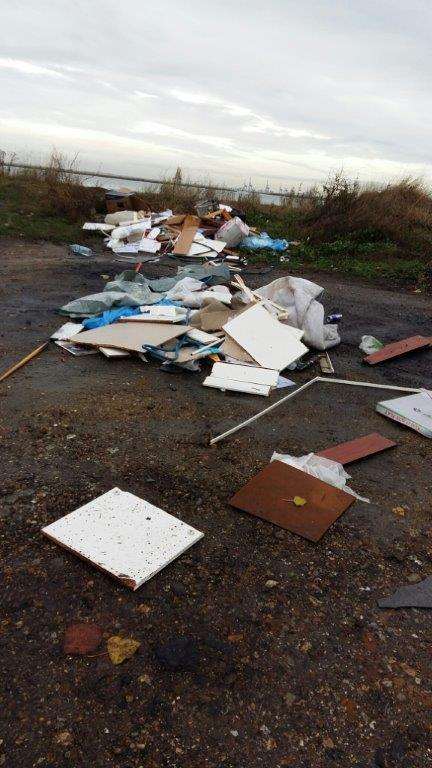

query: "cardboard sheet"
left=70, top=322, right=190, bottom=353
left=42, top=487, right=203, bottom=590
left=223, top=303, right=308, bottom=371
left=230, top=460, right=354, bottom=542
left=173, top=215, right=200, bottom=255
left=220, top=334, right=256, bottom=363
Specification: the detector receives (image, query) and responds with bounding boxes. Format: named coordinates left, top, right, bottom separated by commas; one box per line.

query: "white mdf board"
left=100, top=347, right=130, bottom=358
left=376, top=392, right=432, bottom=438
left=42, top=487, right=204, bottom=590
left=203, top=376, right=271, bottom=396
left=211, top=362, right=279, bottom=387
left=186, top=328, right=220, bottom=344
left=51, top=322, right=83, bottom=340
left=70, top=322, right=190, bottom=352
left=223, top=303, right=308, bottom=371
left=118, top=315, right=180, bottom=324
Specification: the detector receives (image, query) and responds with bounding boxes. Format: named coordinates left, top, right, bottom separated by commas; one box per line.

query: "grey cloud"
left=1, top=0, right=432, bottom=187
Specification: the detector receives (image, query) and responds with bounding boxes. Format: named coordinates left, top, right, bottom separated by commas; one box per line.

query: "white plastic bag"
left=271, top=452, right=369, bottom=502
left=255, top=276, right=340, bottom=351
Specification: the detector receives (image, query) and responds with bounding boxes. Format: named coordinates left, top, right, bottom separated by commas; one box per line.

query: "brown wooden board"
left=363, top=335, right=431, bottom=365
left=316, top=432, right=396, bottom=465
left=229, top=460, right=354, bottom=542
left=173, top=214, right=200, bottom=255
left=70, top=322, right=190, bottom=353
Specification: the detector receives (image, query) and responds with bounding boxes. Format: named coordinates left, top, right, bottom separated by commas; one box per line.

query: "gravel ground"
left=1, top=238, right=432, bottom=768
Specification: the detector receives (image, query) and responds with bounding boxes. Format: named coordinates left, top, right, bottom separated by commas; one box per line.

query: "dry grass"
left=1, top=153, right=432, bottom=284
left=301, top=173, right=432, bottom=250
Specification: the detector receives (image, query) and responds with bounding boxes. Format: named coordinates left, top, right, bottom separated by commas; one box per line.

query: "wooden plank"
left=0, top=342, right=49, bottom=383
left=229, top=460, right=354, bottom=542
left=70, top=322, right=190, bottom=353
left=173, top=215, right=200, bottom=255
left=316, top=432, right=396, bottom=464
left=363, top=335, right=431, bottom=365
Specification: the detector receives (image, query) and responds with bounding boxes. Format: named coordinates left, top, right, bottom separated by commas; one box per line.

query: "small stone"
left=265, top=579, right=278, bottom=589
left=54, top=731, right=73, bottom=747
left=323, top=737, right=334, bottom=749
left=63, top=623, right=102, bottom=655
left=230, top=730, right=238, bottom=737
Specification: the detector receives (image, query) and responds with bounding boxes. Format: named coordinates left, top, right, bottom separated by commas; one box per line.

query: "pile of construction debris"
left=2, top=198, right=432, bottom=609
left=83, top=198, right=290, bottom=265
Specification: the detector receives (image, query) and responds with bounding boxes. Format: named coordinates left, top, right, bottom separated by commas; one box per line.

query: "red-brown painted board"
left=363, top=335, right=431, bottom=365
left=316, top=432, right=396, bottom=465
left=229, top=460, right=354, bottom=543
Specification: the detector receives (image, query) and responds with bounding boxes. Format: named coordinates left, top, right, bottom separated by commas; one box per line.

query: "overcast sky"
left=1, top=1, right=431, bottom=190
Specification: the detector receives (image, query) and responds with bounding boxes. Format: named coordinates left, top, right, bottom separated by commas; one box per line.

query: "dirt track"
left=1, top=238, right=432, bottom=768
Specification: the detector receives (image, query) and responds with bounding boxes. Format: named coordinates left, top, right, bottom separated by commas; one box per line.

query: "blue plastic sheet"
left=240, top=232, right=289, bottom=252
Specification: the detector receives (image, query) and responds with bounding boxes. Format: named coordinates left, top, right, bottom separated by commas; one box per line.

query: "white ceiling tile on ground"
left=210, top=362, right=279, bottom=387
left=223, top=303, right=308, bottom=371
left=42, top=487, right=204, bottom=590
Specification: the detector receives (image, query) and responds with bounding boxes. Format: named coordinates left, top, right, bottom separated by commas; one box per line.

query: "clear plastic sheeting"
left=271, top=452, right=369, bottom=502
left=255, top=276, right=340, bottom=351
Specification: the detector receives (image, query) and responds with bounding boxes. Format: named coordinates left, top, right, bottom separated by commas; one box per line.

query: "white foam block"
left=42, top=487, right=204, bottom=590
left=223, top=303, right=308, bottom=371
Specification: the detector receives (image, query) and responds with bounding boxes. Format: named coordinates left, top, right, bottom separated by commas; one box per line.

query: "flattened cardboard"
left=173, top=215, right=200, bottom=255
left=220, top=334, right=255, bottom=363
left=317, top=433, right=396, bottom=465
left=363, top=335, right=431, bottom=365
left=70, top=322, right=190, bottom=353
left=42, top=487, right=203, bottom=590
left=229, top=460, right=354, bottom=542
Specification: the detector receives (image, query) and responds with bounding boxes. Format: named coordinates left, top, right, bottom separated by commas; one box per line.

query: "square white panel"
left=42, top=488, right=204, bottom=590
left=223, top=303, right=308, bottom=372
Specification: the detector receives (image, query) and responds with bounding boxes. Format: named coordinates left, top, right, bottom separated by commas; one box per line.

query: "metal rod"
left=209, top=377, right=319, bottom=445
left=210, top=376, right=423, bottom=445
left=315, top=377, right=422, bottom=393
